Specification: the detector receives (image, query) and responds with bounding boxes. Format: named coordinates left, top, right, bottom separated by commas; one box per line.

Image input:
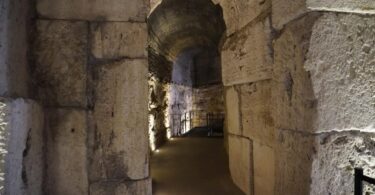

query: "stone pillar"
left=0, top=98, right=44, bottom=195
left=218, top=0, right=375, bottom=194
left=218, top=0, right=275, bottom=194
left=273, top=1, right=375, bottom=194
left=0, top=0, right=45, bottom=194
left=272, top=12, right=319, bottom=195
left=0, top=0, right=33, bottom=98
left=306, top=12, right=375, bottom=195
left=34, top=0, right=151, bottom=194
left=34, top=19, right=90, bottom=194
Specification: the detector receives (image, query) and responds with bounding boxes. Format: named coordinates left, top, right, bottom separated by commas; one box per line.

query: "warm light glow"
left=149, top=114, right=156, bottom=151
left=167, top=129, right=172, bottom=139
left=0, top=102, right=8, bottom=192
left=164, top=84, right=173, bottom=139
left=150, top=142, right=156, bottom=152
left=148, top=75, right=158, bottom=152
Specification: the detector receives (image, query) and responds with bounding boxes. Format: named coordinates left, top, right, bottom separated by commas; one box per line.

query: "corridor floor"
left=151, top=136, right=244, bottom=195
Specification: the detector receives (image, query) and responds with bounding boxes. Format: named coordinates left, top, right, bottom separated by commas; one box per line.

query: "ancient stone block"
left=218, top=0, right=271, bottom=35
left=311, top=132, right=375, bottom=194
left=253, top=141, right=275, bottom=195
left=148, top=76, right=170, bottom=148
left=222, top=18, right=272, bottom=86
left=193, top=85, right=224, bottom=113
left=45, top=109, right=88, bottom=195
left=0, top=0, right=32, bottom=97
left=228, top=135, right=252, bottom=195
left=89, top=59, right=149, bottom=181
left=307, top=0, right=375, bottom=14
left=273, top=0, right=375, bottom=30
left=306, top=13, right=375, bottom=132
left=225, top=86, right=241, bottom=135
left=272, top=0, right=309, bottom=30
left=1, top=99, right=44, bottom=195
left=240, top=81, right=274, bottom=146
left=274, top=129, right=315, bottom=195
left=272, top=13, right=320, bottom=133
left=37, top=0, right=149, bottom=22
left=34, top=20, right=88, bottom=107
left=90, top=22, right=147, bottom=59
left=90, top=178, right=152, bottom=195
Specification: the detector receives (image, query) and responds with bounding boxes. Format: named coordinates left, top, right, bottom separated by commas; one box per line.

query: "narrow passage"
left=151, top=130, right=244, bottom=195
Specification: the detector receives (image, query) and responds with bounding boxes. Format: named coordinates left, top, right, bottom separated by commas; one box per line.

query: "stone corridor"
left=0, top=0, right=374, bottom=194
left=151, top=136, right=244, bottom=195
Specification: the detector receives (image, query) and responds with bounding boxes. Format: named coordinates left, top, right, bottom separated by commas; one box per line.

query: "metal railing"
left=355, top=168, right=375, bottom=195
left=170, top=110, right=224, bottom=136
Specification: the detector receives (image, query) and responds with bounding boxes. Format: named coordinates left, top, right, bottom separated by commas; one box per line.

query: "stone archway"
left=147, top=0, right=226, bottom=149
left=0, top=0, right=374, bottom=194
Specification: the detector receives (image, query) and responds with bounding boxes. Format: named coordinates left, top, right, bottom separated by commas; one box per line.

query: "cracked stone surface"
left=37, top=0, right=150, bottom=22
left=306, top=13, right=375, bottom=132
left=89, top=59, right=149, bottom=182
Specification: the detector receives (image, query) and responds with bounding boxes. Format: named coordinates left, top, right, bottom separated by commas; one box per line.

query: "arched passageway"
left=0, top=0, right=374, bottom=194
left=147, top=0, right=244, bottom=194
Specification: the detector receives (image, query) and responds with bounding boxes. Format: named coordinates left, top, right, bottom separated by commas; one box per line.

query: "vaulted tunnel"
left=0, top=0, right=374, bottom=194
left=147, top=0, right=241, bottom=194
left=147, top=0, right=226, bottom=147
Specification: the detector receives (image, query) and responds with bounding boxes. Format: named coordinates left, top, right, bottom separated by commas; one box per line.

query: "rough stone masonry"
left=0, top=0, right=373, bottom=194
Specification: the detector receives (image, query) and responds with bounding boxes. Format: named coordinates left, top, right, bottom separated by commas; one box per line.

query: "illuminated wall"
left=0, top=101, right=8, bottom=194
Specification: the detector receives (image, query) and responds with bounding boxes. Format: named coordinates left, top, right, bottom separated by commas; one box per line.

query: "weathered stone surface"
left=37, top=0, right=149, bottom=22
left=272, top=0, right=375, bottom=30
left=192, top=50, right=222, bottom=87
left=45, top=109, right=88, bottom=195
left=253, top=141, right=275, bottom=195
left=222, top=18, right=272, bottom=86
left=218, top=0, right=271, bottom=35
left=225, top=86, right=241, bottom=135
left=171, top=49, right=195, bottom=86
left=1, top=99, right=44, bottom=195
left=90, top=22, right=147, bottom=59
left=272, top=0, right=309, bottom=30
left=89, top=59, right=149, bottom=181
left=0, top=99, right=8, bottom=194
left=191, top=85, right=225, bottom=128
left=307, top=0, right=375, bottom=14
left=228, top=135, right=252, bottom=195
left=274, top=130, right=315, bottom=195
left=272, top=13, right=320, bottom=133
left=90, top=178, right=152, bottom=195
left=34, top=20, right=88, bottom=107
left=0, top=0, right=32, bottom=97
left=306, top=13, right=375, bottom=132
left=148, top=76, right=168, bottom=149
left=167, top=84, right=193, bottom=135
left=193, top=85, right=224, bottom=113
left=311, top=132, right=375, bottom=194
left=240, top=81, right=274, bottom=146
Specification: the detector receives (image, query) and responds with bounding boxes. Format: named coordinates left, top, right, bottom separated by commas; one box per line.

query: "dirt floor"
left=151, top=133, right=244, bottom=195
